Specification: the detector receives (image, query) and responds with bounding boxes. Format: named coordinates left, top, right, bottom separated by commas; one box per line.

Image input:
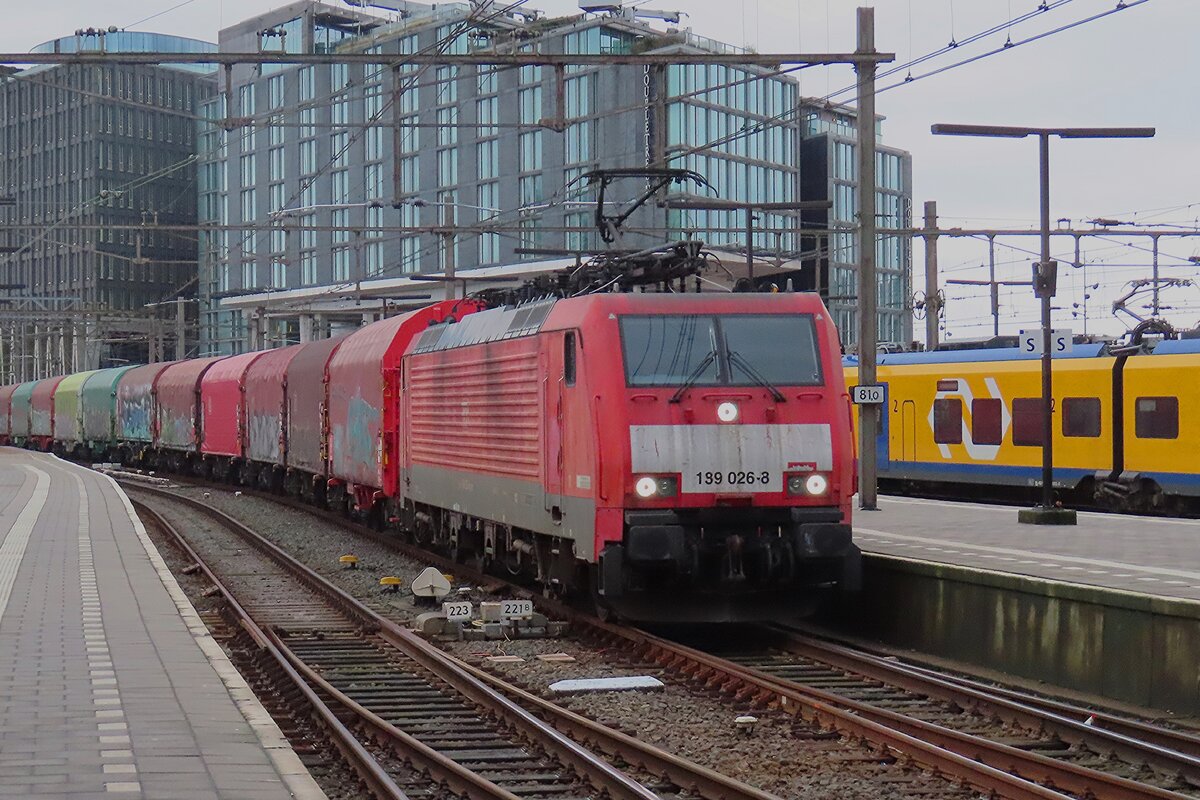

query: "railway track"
left=127, top=476, right=1199, bottom=800
left=759, top=627, right=1200, bottom=773
left=127, top=484, right=780, bottom=800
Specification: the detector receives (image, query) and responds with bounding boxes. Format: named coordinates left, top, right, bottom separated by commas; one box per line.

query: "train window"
left=1012, top=398, right=1044, bottom=447
left=1063, top=397, right=1101, bottom=438
left=971, top=398, right=1002, bottom=445
left=564, top=332, right=576, bottom=387
left=722, top=315, right=823, bottom=386
left=621, top=315, right=719, bottom=387
left=1135, top=396, right=1178, bottom=439
left=933, top=398, right=962, bottom=444
left=619, top=314, right=823, bottom=387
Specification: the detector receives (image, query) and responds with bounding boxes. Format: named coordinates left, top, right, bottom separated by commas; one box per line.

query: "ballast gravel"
left=163, top=483, right=979, bottom=800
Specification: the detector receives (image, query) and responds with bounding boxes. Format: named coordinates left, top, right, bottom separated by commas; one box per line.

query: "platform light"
left=805, top=474, right=828, bottom=496
left=717, top=401, right=739, bottom=422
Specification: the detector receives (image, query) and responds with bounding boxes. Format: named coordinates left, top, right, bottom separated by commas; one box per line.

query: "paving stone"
left=0, top=452, right=324, bottom=800
left=861, top=496, right=1200, bottom=600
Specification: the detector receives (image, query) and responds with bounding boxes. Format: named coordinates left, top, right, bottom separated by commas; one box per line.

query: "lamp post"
left=931, top=123, right=1154, bottom=525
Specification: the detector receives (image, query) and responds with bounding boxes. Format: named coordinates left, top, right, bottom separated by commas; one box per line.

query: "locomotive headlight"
left=805, top=473, right=829, bottom=496
left=635, top=476, right=659, bottom=498
left=717, top=401, right=739, bottom=422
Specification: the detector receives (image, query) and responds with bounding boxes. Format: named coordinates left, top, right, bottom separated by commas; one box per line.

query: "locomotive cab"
left=585, top=293, right=860, bottom=622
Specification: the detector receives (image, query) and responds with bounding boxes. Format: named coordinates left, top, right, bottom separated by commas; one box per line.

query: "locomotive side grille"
left=408, top=344, right=542, bottom=480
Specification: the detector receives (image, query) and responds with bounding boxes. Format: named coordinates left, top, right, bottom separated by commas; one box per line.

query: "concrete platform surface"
left=0, top=448, right=326, bottom=800
left=857, top=495, right=1200, bottom=600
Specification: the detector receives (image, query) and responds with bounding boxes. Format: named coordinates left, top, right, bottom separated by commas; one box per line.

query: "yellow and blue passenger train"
left=846, top=329, right=1200, bottom=514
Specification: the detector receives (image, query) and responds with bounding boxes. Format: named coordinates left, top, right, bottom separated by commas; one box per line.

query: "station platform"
left=0, top=449, right=325, bottom=800
left=855, top=495, right=1200, bottom=601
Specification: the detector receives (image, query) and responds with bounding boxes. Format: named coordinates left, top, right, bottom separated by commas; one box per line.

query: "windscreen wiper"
left=668, top=350, right=718, bottom=403
left=727, top=350, right=787, bottom=402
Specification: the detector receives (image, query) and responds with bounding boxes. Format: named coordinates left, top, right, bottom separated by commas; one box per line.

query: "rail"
left=127, top=483, right=780, bottom=800
left=134, top=477, right=1199, bottom=800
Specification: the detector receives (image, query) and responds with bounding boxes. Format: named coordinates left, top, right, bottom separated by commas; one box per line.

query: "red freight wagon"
left=402, top=293, right=859, bottom=622
left=284, top=335, right=346, bottom=499
left=0, top=384, right=16, bottom=443
left=325, top=299, right=482, bottom=515
left=200, top=352, right=266, bottom=477
left=155, top=358, right=225, bottom=460
left=29, top=376, right=66, bottom=450
left=243, top=344, right=302, bottom=486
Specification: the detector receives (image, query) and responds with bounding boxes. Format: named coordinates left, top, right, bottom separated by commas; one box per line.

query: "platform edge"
left=93, top=465, right=329, bottom=800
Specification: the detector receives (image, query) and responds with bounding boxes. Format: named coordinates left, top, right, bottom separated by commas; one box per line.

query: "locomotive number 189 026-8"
left=695, top=470, right=771, bottom=487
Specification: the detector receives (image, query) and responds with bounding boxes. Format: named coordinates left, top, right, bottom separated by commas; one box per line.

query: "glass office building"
left=801, top=102, right=912, bottom=347
left=199, top=2, right=912, bottom=353
left=0, top=32, right=215, bottom=377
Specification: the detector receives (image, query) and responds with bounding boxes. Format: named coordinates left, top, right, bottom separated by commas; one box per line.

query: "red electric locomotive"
left=400, top=291, right=859, bottom=622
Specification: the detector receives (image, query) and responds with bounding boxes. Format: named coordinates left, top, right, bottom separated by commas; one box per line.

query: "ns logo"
left=927, top=377, right=1010, bottom=461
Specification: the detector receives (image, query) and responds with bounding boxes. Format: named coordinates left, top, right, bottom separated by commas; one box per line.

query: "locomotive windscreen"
left=620, top=314, right=823, bottom=387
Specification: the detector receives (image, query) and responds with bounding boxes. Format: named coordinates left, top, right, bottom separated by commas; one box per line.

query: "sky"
left=3, top=0, right=1197, bottom=343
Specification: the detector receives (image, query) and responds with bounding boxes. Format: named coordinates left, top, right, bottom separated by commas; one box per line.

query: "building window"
left=437, top=149, right=457, bottom=188
left=269, top=147, right=284, bottom=183
left=364, top=163, right=384, bottom=200
left=270, top=223, right=285, bottom=256
left=270, top=259, right=286, bottom=289
left=477, top=139, right=498, bottom=182
left=365, top=241, right=383, bottom=277
left=400, top=156, right=419, bottom=195
left=519, top=174, right=542, bottom=208
left=331, top=170, right=349, bottom=205
left=1135, top=397, right=1178, bottom=439
left=519, top=85, right=542, bottom=124
left=1012, top=398, right=1044, bottom=447
left=519, top=131, right=542, bottom=173
left=365, top=124, right=384, bottom=162
left=436, top=106, right=458, bottom=147
left=332, top=246, right=351, bottom=282
left=477, top=181, right=499, bottom=265
left=240, top=187, right=256, bottom=222
left=971, top=398, right=1002, bottom=445
left=299, top=139, right=317, bottom=176
left=1063, top=397, right=1101, bottom=438
left=476, top=95, right=497, bottom=138
left=331, top=131, right=349, bottom=168
left=933, top=398, right=962, bottom=444
left=331, top=209, right=349, bottom=246
left=268, top=74, right=285, bottom=110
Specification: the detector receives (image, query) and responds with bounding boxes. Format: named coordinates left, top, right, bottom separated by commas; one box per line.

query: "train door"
left=901, top=400, right=916, bottom=461
left=877, top=383, right=891, bottom=472
left=543, top=333, right=567, bottom=519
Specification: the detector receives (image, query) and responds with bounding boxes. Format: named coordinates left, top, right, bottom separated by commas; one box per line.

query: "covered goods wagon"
left=29, top=376, right=66, bottom=446
left=52, top=370, right=100, bottom=449
left=117, top=362, right=177, bottom=444
left=156, top=357, right=225, bottom=453
left=0, top=384, right=16, bottom=441
left=325, top=301, right=479, bottom=510
left=10, top=381, right=38, bottom=441
left=200, top=352, right=264, bottom=462
left=244, top=344, right=302, bottom=472
left=81, top=366, right=137, bottom=453
left=285, top=336, right=346, bottom=493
